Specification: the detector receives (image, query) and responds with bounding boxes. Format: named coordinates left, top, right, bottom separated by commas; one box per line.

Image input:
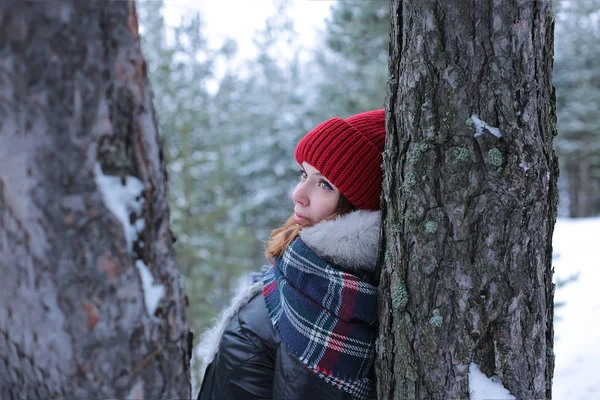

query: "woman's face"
left=292, top=162, right=340, bottom=224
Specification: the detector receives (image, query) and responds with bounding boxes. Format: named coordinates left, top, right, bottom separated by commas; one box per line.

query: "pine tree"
left=138, top=3, right=266, bottom=388
left=309, top=0, right=389, bottom=121
left=553, top=0, right=600, bottom=216
left=233, top=0, right=310, bottom=239
left=0, top=1, right=190, bottom=397
left=378, top=1, right=558, bottom=398
left=138, top=0, right=254, bottom=342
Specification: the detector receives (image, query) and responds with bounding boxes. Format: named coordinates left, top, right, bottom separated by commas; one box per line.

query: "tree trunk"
left=0, top=1, right=191, bottom=398
left=378, top=1, right=558, bottom=399
left=566, top=159, right=582, bottom=217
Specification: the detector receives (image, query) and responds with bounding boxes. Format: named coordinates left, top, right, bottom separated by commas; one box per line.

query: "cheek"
left=317, top=193, right=339, bottom=218
left=327, top=196, right=339, bottom=213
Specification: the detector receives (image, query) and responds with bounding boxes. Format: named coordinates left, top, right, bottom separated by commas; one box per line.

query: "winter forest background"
left=136, top=0, right=600, bottom=393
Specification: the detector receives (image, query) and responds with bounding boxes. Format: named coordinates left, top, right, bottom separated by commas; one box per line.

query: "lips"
left=294, top=212, right=309, bottom=224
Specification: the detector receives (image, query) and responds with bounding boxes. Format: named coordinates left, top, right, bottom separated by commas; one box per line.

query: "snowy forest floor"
left=553, top=216, right=600, bottom=399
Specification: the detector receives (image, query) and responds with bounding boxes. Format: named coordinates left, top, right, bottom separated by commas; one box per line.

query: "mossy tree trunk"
left=0, top=1, right=191, bottom=398
left=377, top=0, right=558, bottom=398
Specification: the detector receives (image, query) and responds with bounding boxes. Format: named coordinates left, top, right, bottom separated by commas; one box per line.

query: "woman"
left=197, top=110, right=385, bottom=400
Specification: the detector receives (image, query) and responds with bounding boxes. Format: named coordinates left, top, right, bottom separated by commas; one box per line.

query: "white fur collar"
left=300, top=210, right=381, bottom=274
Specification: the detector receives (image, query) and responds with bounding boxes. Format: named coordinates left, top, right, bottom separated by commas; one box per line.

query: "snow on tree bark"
left=0, top=1, right=191, bottom=398
left=378, top=1, right=558, bottom=399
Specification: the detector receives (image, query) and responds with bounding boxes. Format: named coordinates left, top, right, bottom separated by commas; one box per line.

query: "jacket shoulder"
left=242, top=294, right=354, bottom=400
left=237, top=292, right=280, bottom=350
left=198, top=293, right=278, bottom=400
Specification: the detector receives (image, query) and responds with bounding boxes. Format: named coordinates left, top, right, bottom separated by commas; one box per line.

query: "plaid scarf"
left=262, top=237, right=377, bottom=400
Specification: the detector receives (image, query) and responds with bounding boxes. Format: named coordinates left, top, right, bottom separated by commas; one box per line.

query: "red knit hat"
left=294, top=109, right=386, bottom=210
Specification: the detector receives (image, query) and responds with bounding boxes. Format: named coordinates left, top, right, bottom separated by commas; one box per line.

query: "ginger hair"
left=265, top=194, right=355, bottom=264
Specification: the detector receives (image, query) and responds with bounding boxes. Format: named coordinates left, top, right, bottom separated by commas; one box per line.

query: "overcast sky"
left=162, top=0, right=334, bottom=60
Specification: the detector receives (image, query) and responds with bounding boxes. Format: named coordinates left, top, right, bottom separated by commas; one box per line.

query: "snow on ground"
left=552, top=217, right=600, bottom=399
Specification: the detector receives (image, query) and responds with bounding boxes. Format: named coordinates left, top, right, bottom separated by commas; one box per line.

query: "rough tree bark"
left=377, top=1, right=558, bottom=399
left=0, top=1, right=191, bottom=398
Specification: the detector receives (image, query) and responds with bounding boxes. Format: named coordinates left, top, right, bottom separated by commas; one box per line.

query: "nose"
left=292, top=182, right=309, bottom=207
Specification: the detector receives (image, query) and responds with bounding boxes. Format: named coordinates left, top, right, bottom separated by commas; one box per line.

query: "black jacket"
left=197, top=291, right=353, bottom=400
left=197, top=211, right=380, bottom=400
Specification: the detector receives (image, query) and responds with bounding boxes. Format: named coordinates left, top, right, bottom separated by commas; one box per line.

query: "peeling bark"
left=0, top=1, right=191, bottom=398
left=378, top=0, right=557, bottom=398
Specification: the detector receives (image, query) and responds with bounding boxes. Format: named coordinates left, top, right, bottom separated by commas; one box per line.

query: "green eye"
left=319, top=181, right=333, bottom=190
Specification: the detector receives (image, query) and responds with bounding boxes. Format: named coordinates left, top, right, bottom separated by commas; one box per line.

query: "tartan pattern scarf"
left=262, top=237, right=378, bottom=400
